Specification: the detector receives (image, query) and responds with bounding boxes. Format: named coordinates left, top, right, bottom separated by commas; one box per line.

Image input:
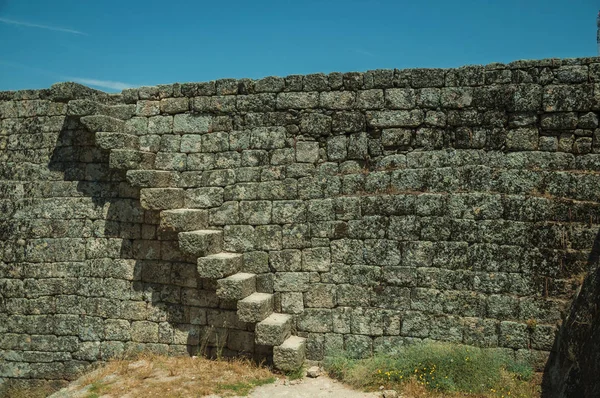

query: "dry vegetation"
left=1, top=382, right=59, bottom=398
left=77, top=354, right=275, bottom=398
left=8, top=354, right=276, bottom=398
left=3, top=343, right=543, bottom=398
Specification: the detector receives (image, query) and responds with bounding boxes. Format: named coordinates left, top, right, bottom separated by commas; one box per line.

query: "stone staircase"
left=80, top=111, right=306, bottom=372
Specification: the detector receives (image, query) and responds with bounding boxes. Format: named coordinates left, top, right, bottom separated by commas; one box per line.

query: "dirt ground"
left=45, top=357, right=384, bottom=398
left=49, top=374, right=382, bottom=398
left=238, top=376, right=380, bottom=398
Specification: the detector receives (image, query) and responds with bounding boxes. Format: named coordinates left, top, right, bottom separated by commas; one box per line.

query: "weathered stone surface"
left=178, top=229, right=222, bottom=256
left=368, top=110, right=424, bottom=127
left=140, top=188, right=184, bottom=210
left=160, top=209, right=207, bottom=232
left=160, top=97, right=189, bottom=114
left=506, top=128, right=538, bottom=150
left=126, top=170, right=178, bottom=187
left=95, top=132, right=139, bottom=150
left=296, top=141, right=319, bottom=163
left=197, top=252, right=243, bottom=279
left=237, top=292, right=273, bottom=322
left=81, top=115, right=125, bottom=132
left=217, top=272, right=256, bottom=300
left=255, top=313, right=292, bottom=346
left=274, top=272, right=310, bottom=292
left=277, top=92, right=319, bottom=109
left=184, top=187, right=224, bottom=208
left=543, top=256, right=600, bottom=397
left=240, top=200, right=272, bottom=225
left=4, top=58, right=600, bottom=387
left=173, top=114, right=211, bottom=133
left=273, top=336, right=306, bottom=371
left=320, top=91, right=356, bottom=109
left=110, top=150, right=155, bottom=170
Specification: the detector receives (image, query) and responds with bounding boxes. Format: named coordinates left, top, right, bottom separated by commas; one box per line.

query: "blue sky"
left=0, top=0, right=598, bottom=92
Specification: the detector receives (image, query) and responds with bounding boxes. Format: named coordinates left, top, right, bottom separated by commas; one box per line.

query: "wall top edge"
left=2, top=56, right=600, bottom=102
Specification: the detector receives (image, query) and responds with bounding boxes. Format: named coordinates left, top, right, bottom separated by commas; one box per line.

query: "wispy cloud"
left=352, top=48, right=376, bottom=57
left=0, top=61, right=134, bottom=92
left=67, top=77, right=133, bottom=91
left=0, top=17, right=86, bottom=35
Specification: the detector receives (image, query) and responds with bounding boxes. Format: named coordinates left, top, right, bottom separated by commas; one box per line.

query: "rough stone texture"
left=216, top=272, right=256, bottom=300
left=273, top=336, right=307, bottom=372
left=237, top=292, right=274, bottom=322
left=140, top=188, right=184, bottom=210
left=2, top=59, right=600, bottom=392
left=159, top=209, right=207, bottom=232
left=178, top=230, right=223, bottom=256
left=197, top=252, right=243, bottom=279
left=255, top=313, right=293, bottom=346
left=542, top=246, right=600, bottom=398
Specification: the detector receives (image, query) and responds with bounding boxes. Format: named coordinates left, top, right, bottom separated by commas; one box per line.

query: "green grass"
left=84, top=380, right=107, bottom=398
left=216, top=376, right=277, bottom=396
left=323, top=342, right=539, bottom=397
left=285, top=365, right=306, bottom=380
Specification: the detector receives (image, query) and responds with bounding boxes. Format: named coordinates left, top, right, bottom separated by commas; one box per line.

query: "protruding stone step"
left=102, top=104, right=135, bottom=120
left=216, top=272, right=256, bottom=300
left=140, top=188, right=184, bottom=210
left=160, top=209, right=208, bottom=232
left=273, top=336, right=306, bottom=372
left=109, top=149, right=155, bottom=170
left=81, top=114, right=125, bottom=132
left=237, top=292, right=273, bottom=323
left=255, top=313, right=292, bottom=346
left=197, top=252, right=242, bottom=279
left=178, top=230, right=222, bottom=256
left=126, top=170, right=179, bottom=188
left=95, top=132, right=139, bottom=150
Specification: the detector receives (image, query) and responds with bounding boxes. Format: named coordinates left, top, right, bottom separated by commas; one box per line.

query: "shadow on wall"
left=542, top=228, right=600, bottom=398
left=46, top=115, right=213, bottom=361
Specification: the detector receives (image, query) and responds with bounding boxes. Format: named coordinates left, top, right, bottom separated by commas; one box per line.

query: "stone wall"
left=2, top=57, right=600, bottom=390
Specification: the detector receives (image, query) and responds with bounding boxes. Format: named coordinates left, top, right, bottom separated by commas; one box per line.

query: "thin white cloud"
left=0, top=61, right=135, bottom=91
left=352, top=48, right=376, bottom=57
left=68, top=77, right=133, bottom=91
left=0, top=17, right=86, bottom=35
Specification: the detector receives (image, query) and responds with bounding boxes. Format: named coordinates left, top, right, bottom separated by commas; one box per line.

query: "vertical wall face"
left=0, top=85, right=227, bottom=391
left=2, top=58, right=600, bottom=388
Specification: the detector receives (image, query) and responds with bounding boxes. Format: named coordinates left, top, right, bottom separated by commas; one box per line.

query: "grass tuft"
left=284, top=365, right=305, bottom=380
left=323, top=342, right=540, bottom=398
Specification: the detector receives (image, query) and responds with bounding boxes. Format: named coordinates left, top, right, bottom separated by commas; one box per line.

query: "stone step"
left=80, top=114, right=125, bottom=132
left=109, top=149, right=155, bottom=170
left=95, top=132, right=139, bottom=150
left=140, top=188, right=184, bottom=210
left=126, top=170, right=179, bottom=188
left=160, top=209, right=208, bottom=233
left=178, top=230, right=222, bottom=257
left=197, top=252, right=243, bottom=279
left=102, top=104, right=135, bottom=120
left=216, top=272, right=256, bottom=300
left=255, top=313, right=292, bottom=346
left=237, top=292, right=273, bottom=323
left=67, top=98, right=134, bottom=120
left=273, top=335, right=306, bottom=372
